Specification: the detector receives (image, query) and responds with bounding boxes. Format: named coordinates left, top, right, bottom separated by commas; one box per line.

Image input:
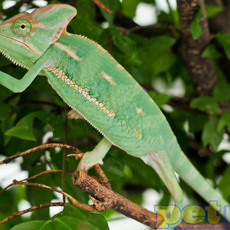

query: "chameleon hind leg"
left=78, top=138, right=112, bottom=171
left=67, top=111, right=112, bottom=171
left=142, top=152, right=183, bottom=229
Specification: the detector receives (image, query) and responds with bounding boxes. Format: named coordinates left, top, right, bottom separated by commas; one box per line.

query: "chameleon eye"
left=13, top=19, right=32, bottom=37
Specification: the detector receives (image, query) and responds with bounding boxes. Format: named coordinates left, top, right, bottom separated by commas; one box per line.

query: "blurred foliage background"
left=0, top=0, right=230, bottom=229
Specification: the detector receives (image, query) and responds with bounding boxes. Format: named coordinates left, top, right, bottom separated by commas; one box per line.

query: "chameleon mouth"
left=0, top=48, right=28, bottom=69
left=0, top=34, right=39, bottom=53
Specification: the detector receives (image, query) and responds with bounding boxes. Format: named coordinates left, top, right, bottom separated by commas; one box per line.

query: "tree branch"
left=72, top=169, right=163, bottom=228
left=177, top=0, right=218, bottom=95
left=73, top=169, right=229, bottom=229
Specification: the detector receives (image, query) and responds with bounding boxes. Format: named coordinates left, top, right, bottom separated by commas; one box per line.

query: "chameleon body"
left=0, top=4, right=229, bottom=228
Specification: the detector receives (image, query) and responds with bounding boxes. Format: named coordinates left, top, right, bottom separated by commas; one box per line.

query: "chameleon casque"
left=0, top=4, right=229, bottom=229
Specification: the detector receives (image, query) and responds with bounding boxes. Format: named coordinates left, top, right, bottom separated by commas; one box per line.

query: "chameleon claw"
left=67, top=153, right=84, bottom=160
left=77, top=152, right=103, bottom=171
left=89, top=195, right=111, bottom=212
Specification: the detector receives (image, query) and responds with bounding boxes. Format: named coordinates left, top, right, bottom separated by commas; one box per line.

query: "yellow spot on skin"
left=136, top=107, right=144, bottom=116
left=45, top=65, right=115, bottom=118
left=101, top=71, right=115, bottom=87
left=54, top=42, right=82, bottom=62
left=135, top=130, right=142, bottom=139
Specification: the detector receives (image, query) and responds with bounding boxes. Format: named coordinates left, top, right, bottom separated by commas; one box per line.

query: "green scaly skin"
left=0, top=4, right=229, bottom=229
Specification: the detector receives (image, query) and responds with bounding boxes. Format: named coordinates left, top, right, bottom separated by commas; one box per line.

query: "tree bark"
left=177, top=0, right=217, bottom=95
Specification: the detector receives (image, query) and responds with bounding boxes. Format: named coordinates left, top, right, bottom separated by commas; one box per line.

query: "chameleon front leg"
left=0, top=55, right=48, bottom=93
left=78, top=138, right=112, bottom=171
left=142, top=152, right=183, bottom=229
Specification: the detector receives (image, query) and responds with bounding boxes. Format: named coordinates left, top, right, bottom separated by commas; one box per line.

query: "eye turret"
left=13, top=19, right=32, bottom=37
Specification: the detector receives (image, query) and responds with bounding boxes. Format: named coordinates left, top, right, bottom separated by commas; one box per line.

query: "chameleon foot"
left=77, top=138, right=112, bottom=171
left=89, top=195, right=112, bottom=212
left=77, top=151, right=103, bottom=171
left=67, top=153, right=84, bottom=160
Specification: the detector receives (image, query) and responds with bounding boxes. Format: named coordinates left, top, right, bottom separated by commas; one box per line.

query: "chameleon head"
left=0, top=4, right=76, bottom=69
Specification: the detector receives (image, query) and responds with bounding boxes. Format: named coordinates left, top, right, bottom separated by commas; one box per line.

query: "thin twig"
left=13, top=180, right=97, bottom=212
left=0, top=169, right=72, bottom=195
left=93, top=0, right=112, bottom=14
left=0, top=202, right=69, bottom=225
left=25, top=169, right=73, bottom=181
left=0, top=143, right=82, bottom=165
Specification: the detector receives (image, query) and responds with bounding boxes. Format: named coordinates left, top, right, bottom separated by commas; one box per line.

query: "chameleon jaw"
left=0, top=34, right=40, bottom=54
left=0, top=48, right=28, bottom=69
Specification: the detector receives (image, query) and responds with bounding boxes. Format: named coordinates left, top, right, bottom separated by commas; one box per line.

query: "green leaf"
left=122, top=0, right=139, bottom=18
left=27, top=165, right=55, bottom=219
left=98, top=0, right=120, bottom=25
left=201, top=44, right=221, bottom=59
left=10, top=220, right=53, bottom=230
left=205, top=4, right=223, bottom=18
left=194, top=6, right=203, bottom=21
left=143, top=36, right=176, bottom=53
left=5, top=114, right=36, bottom=141
left=219, top=166, right=230, bottom=199
left=190, top=6, right=202, bottom=40
left=202, top=117, right=224, bottom=151
left=217, top=111, right=230, bottom=132
left=148, top=91, right=170, bottom=107
left=187, top=113, right=207, bottom=133
left=54, top=205, right=109, bottom=230
left=0, top=188, right=20, bottom=229
left=53, top=216, right=91, bottom=229
left=110, top=27, right=136, bottom=54
left=0, top=85, right=12, bottom=100
left=216, top=33, right=230, bottom=60
left=206, top=150, right=227, bottom=186
left=152, top=52, right=177, bottom=75
left=138, top=36, right=176, bottom=81
left=5, top=111, right=52, bottom=141
left=190, top=96, right=219, bottom=115
left=0, top=102, right=11, bottom=121
left=102, top=153, right=126, bottom=180
left=124, top=154, right=161, bottom=189
left=213, top=80, right=230, bottom=101
left=191, top=21, right=202, bottom=40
